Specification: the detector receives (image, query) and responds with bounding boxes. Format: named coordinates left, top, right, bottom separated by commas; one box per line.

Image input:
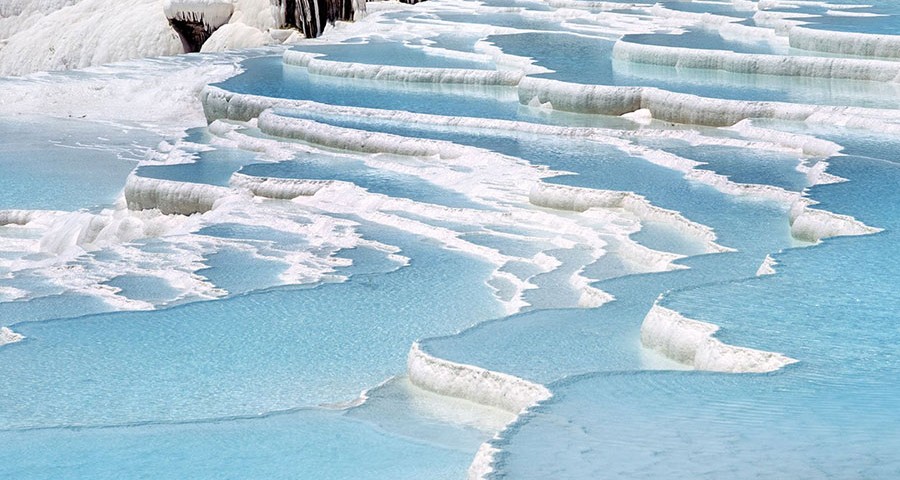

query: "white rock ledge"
left=612, top=39, right=900, bottom=83
left=230, top=173, right=330, bottom=199
left=124, top=175, right=237, bottom=215
left=283, top=50, right=525, bottom=86
left=641, top=305, right=797, bottom=373
left=257, top=109, right=469, bottom=158
left=789, top=198, right=882, bottom=243
left=529, top=183, right=731, bottom=254
left=408, top=342, right=553, bottom=479
left=518, top=77, right=900, bottom=131
left=407, top=342, right=552, bottom=415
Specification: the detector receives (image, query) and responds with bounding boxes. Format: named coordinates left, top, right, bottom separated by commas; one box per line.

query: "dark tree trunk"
left=272, top=0, right=364, bottom=39
left=168, top=19, right=214, bottom=53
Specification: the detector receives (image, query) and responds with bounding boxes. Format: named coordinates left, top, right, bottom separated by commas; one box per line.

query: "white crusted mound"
left=0, top=0, right=75, bottom=41
left=200, top=21, right=268, bottom=51
left=407, top=343, right=552, bottom=414
left=789, top=198, right=882, bottom=243
left=0, top=0, right=277, bottom=76
left=230, top=173, right=330, bottom=199
left=124, top=175, right=239, bottom=215
left=789, top=25, right=900, bottom=59
left=0, top=0, right=182, bottom=76
left=612, top=39, right=900, bottom=83
left=0, top=327, right=24, bottom=346
left=283, top=50, right=523, bottom=86
left=641, top=305, right=797, bottom=373
left=529, top=183, right=730, bottom=254
left=200, top=0, right=279, bottom=52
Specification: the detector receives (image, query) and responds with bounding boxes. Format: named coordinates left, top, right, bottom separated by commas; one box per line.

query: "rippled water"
left=2, top=0, right=899, bottom=478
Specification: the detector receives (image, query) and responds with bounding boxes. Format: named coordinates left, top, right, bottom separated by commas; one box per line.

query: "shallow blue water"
left=429, top=12, right=566, bottom=32
left=3, top=0, right=900, bottom=478
left=0, top=118, right=151, bottom=211
left=658, top=0, right=752, bottom=18
left=103, top=275, right=182, bottom=305
left=0, top=407, right=476, bottom=480
left=0, top=223, right=502, bottom=430
left=487, top=32, right=900, bottom=109
left=491, top=129, right=900, bottom=478
left=136, top=147, right=258, bottom=186
left=622, top=29, right=780, bottom=55
left=289, top=38, right=494, bottom=69
left=773, top=0, right=900, bottom=36
left=365, top=118, right=797, bottom=381
left=634, top=139, right=811, bottom=191
left=215, top=56, right=524, bottom=121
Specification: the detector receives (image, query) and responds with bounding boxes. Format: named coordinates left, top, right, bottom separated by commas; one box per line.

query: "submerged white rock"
left=0, top=327, right=24, bottom=346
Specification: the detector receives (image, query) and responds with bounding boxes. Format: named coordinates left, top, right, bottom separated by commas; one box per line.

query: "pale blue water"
left=488, top=32, right=900, bottom=109
left=622, top=29, right=780, bottom=55
left=289, top=38, right=495, bottom=69
left=634, top=138, right=811, bottom=192
left=0, top=223, right=502, bottom=430
left=766, top=0, right=900, bottom=36
left=0, top=407, right=475, bottom=480
left=103, top=275, right=182, bottom=305
left=659, top=0, right=752, bottom=18
left=218, top=56, right=523, bottom=120
left=0, top=117, right=152, bottom=211
left=491, top=129, right=900, bottom=478
left=3, top=0, right=900, bottom=478
left=135, top=147, right=258, bottom=186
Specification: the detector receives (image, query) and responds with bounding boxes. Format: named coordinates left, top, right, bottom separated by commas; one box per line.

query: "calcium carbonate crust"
left=612, top=38, right=900, bottom=82
left=789, top=25, right=900, bottom=59
left=124, top=175, right=240, bottom=215
left=283, top=50, right=525, bottom=85
left=0, top=327, right=24, bottom=347
left=641, top=304, right=797, bottom=373
left=789, top=197, right=882, bottom=243
left=407, top=342, right=553, bottom=479
left=529, top=183, right=731, bottom=254
left=229, top=173, right=330, bottom=199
